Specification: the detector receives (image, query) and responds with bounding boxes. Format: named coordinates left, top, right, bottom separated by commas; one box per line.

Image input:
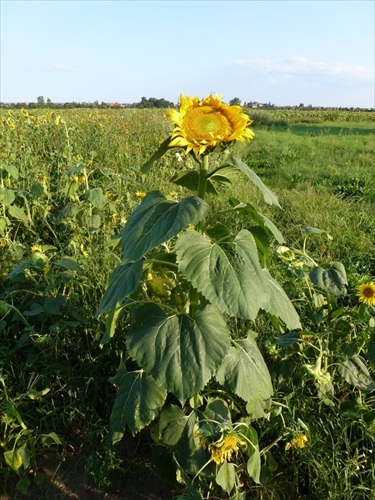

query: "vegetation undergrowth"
left=1, top=105, right=374, bottom=499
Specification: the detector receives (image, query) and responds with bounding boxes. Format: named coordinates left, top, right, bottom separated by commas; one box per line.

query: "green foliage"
left=1, top=107, right=374, bottom=498
left=98, top=130, right=302, bottom=497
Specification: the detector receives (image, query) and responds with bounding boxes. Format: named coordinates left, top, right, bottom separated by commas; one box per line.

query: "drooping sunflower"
left=209, top=434, right=247, bottom=464
left=285, top=434, right=308, bottom=451
left=167, top=94, right=254, bottom=156
left=357, top=282, right=375, bottom=306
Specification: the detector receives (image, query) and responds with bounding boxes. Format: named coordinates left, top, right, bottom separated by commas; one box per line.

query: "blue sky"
left=1, top=0, right=374, bottom=107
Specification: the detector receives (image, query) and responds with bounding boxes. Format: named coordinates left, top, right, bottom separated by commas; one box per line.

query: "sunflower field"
left=1, top=102, right=375, bottom=499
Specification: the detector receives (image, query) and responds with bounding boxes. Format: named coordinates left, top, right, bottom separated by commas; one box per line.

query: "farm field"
left=1, top=106, right=375, bottom=499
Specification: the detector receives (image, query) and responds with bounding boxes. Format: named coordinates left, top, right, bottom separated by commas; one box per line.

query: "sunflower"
left=357, top=282, right=375, bottom=306
left=167, top=94, right=254, bottom=156
left=209, top=434, right=247, bottom=464
left=285, top=434, right=308, bottom=451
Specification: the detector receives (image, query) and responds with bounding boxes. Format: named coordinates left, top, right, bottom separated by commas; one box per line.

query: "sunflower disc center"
left=184, top=106, right=232, bottom=141
left=363, top=287, right=375, bottom=298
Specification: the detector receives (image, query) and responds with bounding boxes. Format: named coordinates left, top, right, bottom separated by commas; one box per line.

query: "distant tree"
left=36, top=96, right=45, bottom=107
left=136, top=97, right=174, bottom=109
left=229, top=97, right=242, bottom=106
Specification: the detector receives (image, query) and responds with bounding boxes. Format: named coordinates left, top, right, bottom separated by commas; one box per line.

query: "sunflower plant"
left=97, top=94, right=301, bottom=496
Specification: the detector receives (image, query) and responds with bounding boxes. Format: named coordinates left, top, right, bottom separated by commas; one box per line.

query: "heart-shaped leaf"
left=338, top=356, right=375, bottom=391
left=216, top=462, right=236, bottom=494
left=176, top=229, right=301, bottom=329
left=126, top=303, right=230, bottom=403
left=224, top=156, right=280, bottom=207
left=118, top=191, right=207, bottom=262
left=216, top=334, right=273, bottom=407
left=109, top=368, right=166, bottom=441
left=310, top=262, right=348, bottom=296
left=96, top=260, right=143, bottom=315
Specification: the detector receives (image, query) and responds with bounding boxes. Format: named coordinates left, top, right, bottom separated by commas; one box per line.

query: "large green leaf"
left=109, top=368, right=166, bottom=441
left=0, top=188, right=15, bottom=206
left=224, top=156, right=280, bottom=207
left=309, top=262, right=348, bottom=296
left=175, top=412, right=212, bottom=475
left=85, top=187, right=106, bottom=209
left=1, top=164, right=19, bottom=179
left=4, top=450, right=23, bottom=472
left=176, top=229, right=265, bottom=320
left=216, top=335, right=273, bottom=407
left=170, top=170, right=231, bottom=195
left=8, top=205, right=30, bottom=224
left=158, top=405, right=188, bottom=446
left=216, top=462, right=236, bottom=494
left=100, top=303, right=126, bottom=345
left=247, top=446, right=261, bottom=484
left=338, top=356, right=375, bottom=391
left=118, top=191, right=207, bottom=262
left=126, top=303, right=231, bottom=403
left=228, top=197, right=284, bottom=243
left=176, top=229, right=301, bottom=329
left=262, top=268, right=301, bottom=329
left=204, top=398, right=232, bottom=427
left=96, top=260, right=143, bottom=315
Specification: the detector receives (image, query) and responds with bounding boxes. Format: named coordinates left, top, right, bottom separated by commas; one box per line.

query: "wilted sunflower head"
left=209, top=433, right=247, bottom=464
left=357, top=282, right=375, bottom=306
left=167, top=94, right=254, bottom=156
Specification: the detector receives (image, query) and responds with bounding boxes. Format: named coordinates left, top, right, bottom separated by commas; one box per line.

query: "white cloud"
left=232, top=56, right=374, bottom=82
left=52, top=64, right=75, bottom=72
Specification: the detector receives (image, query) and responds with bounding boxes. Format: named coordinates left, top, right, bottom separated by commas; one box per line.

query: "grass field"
left=1, top=107, right=374, bottom=499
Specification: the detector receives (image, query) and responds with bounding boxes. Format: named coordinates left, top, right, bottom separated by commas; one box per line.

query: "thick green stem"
left=189, top=155, right=209, bottom=315
left=197, top=154, right=209, bottom=233
left=197, top=154, right=209, bottom=202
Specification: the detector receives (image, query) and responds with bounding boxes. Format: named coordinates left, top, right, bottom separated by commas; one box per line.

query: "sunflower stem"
left=197, top=154, right=209, bottom=200
left=189, top=155, right=209, bottom=315
left=197, top=154, right=209, bottom=233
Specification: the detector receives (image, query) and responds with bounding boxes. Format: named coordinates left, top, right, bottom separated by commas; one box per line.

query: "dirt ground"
left=1, top=433, right=174, bottom=500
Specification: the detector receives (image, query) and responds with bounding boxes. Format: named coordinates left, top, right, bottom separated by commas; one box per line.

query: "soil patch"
left=1, top=433, right=174, bottom=499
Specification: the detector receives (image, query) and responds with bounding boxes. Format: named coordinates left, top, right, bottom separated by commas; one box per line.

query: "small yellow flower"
left=285, top=434, right=308, bottom=451
left=135, top=190, right=146, bottom=198
left=167, top=94, right=254, bottom=156
left=31, top=244, right=43, bottom=253
left=43, top=262, right=51, bottom=276
left=357, top=282, right=375, bottom=306
left=188, top=224, right=195, bottom=231
left=39, top=175, right=48, bottom=186
left=209, top=434, right=247, bottom=464
left=80, top=243, right=89, bottom=257
left=169, top=191, right=178, bottom=197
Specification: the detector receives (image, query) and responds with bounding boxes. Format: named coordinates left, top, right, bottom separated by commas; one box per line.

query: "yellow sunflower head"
left=285, top=434, right=308, bottom=451
left=357, top=282, right=375, bottom=306
left=167, top=94, right=254, bottom=156
left=209, top=433, right=246, bottom=464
